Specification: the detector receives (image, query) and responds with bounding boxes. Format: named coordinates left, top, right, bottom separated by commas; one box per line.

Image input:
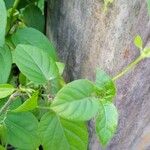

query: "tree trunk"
left=46, top=0, right=150, bottom=149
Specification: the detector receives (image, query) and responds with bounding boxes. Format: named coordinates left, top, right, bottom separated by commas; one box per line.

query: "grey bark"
left=46, top=0, right=150, bottom=149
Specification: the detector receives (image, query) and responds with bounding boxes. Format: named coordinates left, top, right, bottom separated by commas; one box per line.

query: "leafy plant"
left=103, top=0, right=114, bottom=12
left=0, top=0, right=150, bottom=149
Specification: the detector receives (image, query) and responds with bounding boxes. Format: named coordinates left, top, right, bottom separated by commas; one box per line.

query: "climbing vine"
left=0, top=0, right=150, bottom=149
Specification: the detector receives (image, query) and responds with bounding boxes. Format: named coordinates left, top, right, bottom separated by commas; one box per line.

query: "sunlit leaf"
left=0, top=84, right=15, bottom=99
left=51, top=79, right=99, bottom=121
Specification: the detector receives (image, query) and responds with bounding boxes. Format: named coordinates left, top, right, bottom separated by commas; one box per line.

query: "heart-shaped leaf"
left=51, top=79, right=99, bottom=121
left=38, top=112, right=88, bottom=150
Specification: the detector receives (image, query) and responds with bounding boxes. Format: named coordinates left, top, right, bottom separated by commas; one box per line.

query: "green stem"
left=10, top=0, right=20, bottom=17
left=8, top=0, right=20, bottom=33
left=112, top=55, right=143, bottom=81
left=0, top=92, right=20, bottom=116
left=13, top=0, right=20, bottom=9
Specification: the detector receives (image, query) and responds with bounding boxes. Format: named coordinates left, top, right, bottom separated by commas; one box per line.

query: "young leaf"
left=134, top=35, right=143, bottom=49
left=11, top=27, right=58, bottom=61
left=56, top=62, right=65, bottom=75
left=96, top=101, right=118, bottom=146
left=22, top=4, right=45, bottom=32
left=4, top=112, right=40, bottom=150
left=95, top=69, right=116, bottom=101
left=38, top=112, right=88, bottom=150
left=0, top=84, right=15, bottom=99
left=13, top=44, right=59, bottom=84
left=51, top=79, right=99, bottom=121
left=142, top=47, right=150, bottom=58
left=0, top=46, right=12, bottom=84
left=13, top=92, right=38, bottom=112
left=0, top=0, right=7, bottom=46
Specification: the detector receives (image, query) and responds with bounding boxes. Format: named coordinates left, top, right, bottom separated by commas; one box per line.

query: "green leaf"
left=13, top=92, right=38, bottom=112
left=13, top=44, right=59, bottom=84
left=0, top=46, right=12, bottom=84
left=4, top=0, right=14, bottom=9
left=0, top=84, right=15, bottom=99
left=51, top=79, right=99, bottom=121
left=38, top=112, right=88, bottom=150
left=37, top=0, right=45, bottom=14
left=56, top=62, right=65, bottom=75
left=22, top=4, right=45, bottom=32
left=4, top=112, right=39, bottom=150
left=147, top=0, right=150, bottom=16
left=12, top=27, right=58, bottom=61
left=0, top=0, right=7, bottom=46
left=19, top=73, right=27, bottom=85
left=96, top=101, right=118, bottom=146
left=95, top=69, right=116, bottom=101
left=142, top=47, right=150, bottom=58
left=9, top=97, right=22, bottom=110
left=0, top=124, right=7, bottom=146
left=18, top=0, right=37, bottom=9
left=0, top=145, right=5, bottom=150
left=134, top=35, right=143, bottom=49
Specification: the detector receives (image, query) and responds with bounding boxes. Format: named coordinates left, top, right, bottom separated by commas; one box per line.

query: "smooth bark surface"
left=46, top=0, right=150, bottom=149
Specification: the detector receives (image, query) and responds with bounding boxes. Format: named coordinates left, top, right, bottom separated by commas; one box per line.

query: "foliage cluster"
left=0, top=0, right=150, bottom=150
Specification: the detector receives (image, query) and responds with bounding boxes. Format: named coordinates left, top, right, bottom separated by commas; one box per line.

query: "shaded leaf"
left=51, top=79, right=99, bottom=121
left=4, top=0, right=14, bottom=9
left=38, top=112, right=88, bottom=150
left=0, top=46, right=12, bottom=84
left=22, top=4, right=45, bottom=32
left=4, top=112, right=39, bottom=150
left=12, top=27, right=58, bottom=61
